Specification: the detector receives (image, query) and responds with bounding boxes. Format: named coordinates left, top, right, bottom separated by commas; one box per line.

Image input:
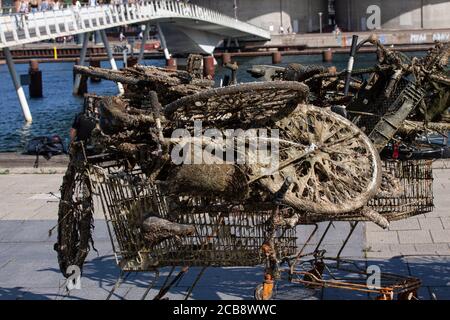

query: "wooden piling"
left=222, top=52, right=231, bottom=65
left=322, top=49, right=333, bottom=62
left=127, top=56, right=139, bottom=68
left=272, top=51, right=282, bottom=64
left=73, top=58, right=88, bottom=96
left=166, top=57, right=177, bottom=70
left=28, top=60, right=43, bottom=98
left=89, top=59, right=101, bottom=82
left=203, top=55, right=215, bottom=79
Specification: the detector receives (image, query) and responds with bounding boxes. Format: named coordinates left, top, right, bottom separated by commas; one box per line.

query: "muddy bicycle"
left=54, top=53, right=434, bottom=299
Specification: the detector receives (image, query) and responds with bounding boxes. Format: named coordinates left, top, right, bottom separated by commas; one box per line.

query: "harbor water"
left=0, top=52, right=425, bottom=152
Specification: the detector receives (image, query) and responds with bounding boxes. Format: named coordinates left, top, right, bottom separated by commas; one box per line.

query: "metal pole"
left=279, top=0, right=283, bottom=29
left=157, top=22, right=171, bottom=60
left=138, top=23, right=151, bottom=63
left=123, top=48, right=128, bottom=68
left=347, top=0, right=351, bottom=31
left=420, top=0, right=424, bottom=29
left=307, top=0, right=312, bottom=32
left=73, top=32, right=90, bottom=95
left=319, top=12, right=323, bottom=33
left=100, top=29, right=125, bottom=95
left=3, top=47, right=32, bottom=123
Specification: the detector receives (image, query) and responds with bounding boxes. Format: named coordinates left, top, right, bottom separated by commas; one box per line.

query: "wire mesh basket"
left=350, top=78, right=410, bottom=136
left=348, top=79, right=425, bottom=151
left=296, top=159, right=434, bottom=223
left=286, top=254, right=421, bottom=300
left=367, top=159, right=434, bottom=221
left=90, top=167, right=297, bottom=271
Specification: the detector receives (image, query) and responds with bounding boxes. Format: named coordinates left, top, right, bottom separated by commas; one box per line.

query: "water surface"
left=0, top=51, right=425, bottom=151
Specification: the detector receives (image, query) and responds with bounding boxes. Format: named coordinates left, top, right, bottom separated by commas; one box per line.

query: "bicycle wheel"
left=248, top=104, right=382, bottom=215
left=164, top=81, right=309, bottom=129
left=54, top=157, right=94, bottom=277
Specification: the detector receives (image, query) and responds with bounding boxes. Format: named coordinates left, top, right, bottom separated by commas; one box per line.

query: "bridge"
left=0, top=0, right=271, bottom=122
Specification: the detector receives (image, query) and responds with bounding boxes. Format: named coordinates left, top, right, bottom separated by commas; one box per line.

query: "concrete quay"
left=252, top=29, right=450, bottom=51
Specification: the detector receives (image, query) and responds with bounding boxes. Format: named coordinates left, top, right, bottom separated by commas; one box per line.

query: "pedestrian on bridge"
left=40, top=0, right=49, bottom=11
left=52, top=0, right=60, bottom=10
left=29, top=0, right=38, bottom=13
left=18, top=0, right=29, bottom=14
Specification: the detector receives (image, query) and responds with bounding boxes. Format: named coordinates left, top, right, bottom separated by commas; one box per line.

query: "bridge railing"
left=0, top=0, right=270, bottom=48
left=0, top=6, right=16, bottom=15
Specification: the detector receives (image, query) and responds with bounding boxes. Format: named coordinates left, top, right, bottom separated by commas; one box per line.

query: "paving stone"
left=0, top=201, right=47, bottom=221
left=0, top=260, right=61, bottom=287
left=176, top=267, right=263, bottom=288
left=416, top=286, right=432, bottom=300
left=299, top=222, right=364, bottom=246
left=432, top=161, right=450, bottom=170
left=274, top=283, right=320, bottom=300
left=387, top=218, right=420, bottom=231
left=3, top=220, right=57, bottom=243
left=405, top=256, right=450, bottom=287
left=295, top=225, right=320, bottom=244
left=90, top=219, right=110, bottom=241
left=293, top=244, right=317, bottom=255
left=66, top=284, right=252, bottom=301
left=365, top=222, right=386, bottom=233
left=398, top=230, right=433, bottom=244
left=362, top=243, right=391, bottom=257
left=363, top=244, right=397, bottom=259
left=29, top=202, right=59, bottom=220
left=441, top=217, right=450, bottom=229
left=414, top=243, right=450, bottom=255
left=428, top=286, right=450, bottom=300
left=4, top=175, right=62, bottom=195
left=0, top=287, right=31, bottom=300
left=430, top=229, right=450, bottom=243
left=366, top=231, right=399, bottom=245
left=364, top=251, right=395, bottom=259
left=418, top=217, right=444, bottom=230
left=432, top=207, right=450, bottom=218
left=322, top=287, right=369, bottom=300
left=16, top=286, right=126, bottom=301
left=318, top=244, right=365, bottom=258
left=389, top=244, right=417, bottom=255
left=366, top=257, right=410, bottom=275
left=0, top=221, right=23, bottom=241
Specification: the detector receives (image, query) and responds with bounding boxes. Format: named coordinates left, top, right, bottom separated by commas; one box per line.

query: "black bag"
left=25, top=135, right=66, bottom=167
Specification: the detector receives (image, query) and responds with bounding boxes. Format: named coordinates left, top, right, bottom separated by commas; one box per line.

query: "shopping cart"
left=256, top=159, right=432, bottom=300
left=89, top=165, right=297, bottom=300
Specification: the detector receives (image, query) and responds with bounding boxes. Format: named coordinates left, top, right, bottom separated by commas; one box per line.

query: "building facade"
left=191, top=0, right=329, bottom=34
left=192, top=0, right=450, bottom=33
left=335, top=0, right=450, bottom=31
